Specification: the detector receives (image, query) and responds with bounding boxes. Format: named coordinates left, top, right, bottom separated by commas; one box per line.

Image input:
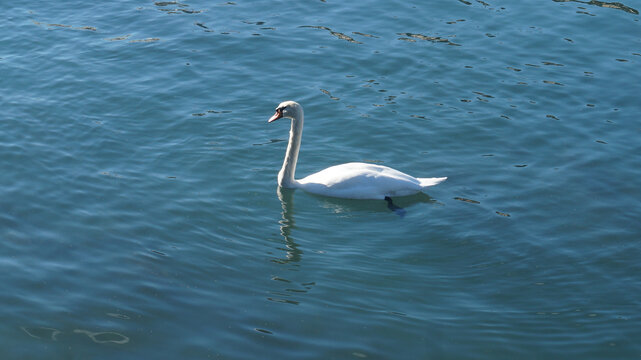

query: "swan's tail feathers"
left=418, top=177, right=447, bottom=188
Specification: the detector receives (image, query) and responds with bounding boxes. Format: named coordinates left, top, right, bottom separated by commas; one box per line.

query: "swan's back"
left=297, top=162, right=445, bottom=199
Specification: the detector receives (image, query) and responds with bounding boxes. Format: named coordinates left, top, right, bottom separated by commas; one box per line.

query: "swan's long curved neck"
left=278, top=108, right=303, bottom=188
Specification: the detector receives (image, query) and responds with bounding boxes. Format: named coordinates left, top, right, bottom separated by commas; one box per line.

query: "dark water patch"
left=552, top=0, right=639, bottom=15
left=454, top=197, right=480, bottom=204
left=507, top=66, right=522, bottom=71
left=596, top=139, right=608, bottom=144
left=105, top=34, right=131, bottom=41
left=542, top=61, right=564, bottom=66
left=299, top=26, right=362, bottom=44
left=243, top=20, right=274, bottom=33
left=543, top=80, right=564, bottom=86
left=615, top=58, right=628, bottom=62
left=195, top=22, right=213, bottom=32
left=458, top=0, right=502, bottom=9
left=41, top=22, right=71, bottom=28
left=514, top=164, right=528, bottom=167
left=362, top=79, right=380, bottom=87
left=154, top=1, right=204, bottom=14
left=32, top=20, right=97, bottom=31
left=320, top=88, right=340, bottom=100
left=474, top=91, right=494, bottom=99
left=150, top=249, right=167, bottom=256
left=129, top=38, right=160, bottom=43
left=193, top=109, right=231, bottom=116
left=577, top=9, right=597, bottom=16
left=158, top=8, right=203, bottom=14
left=397, top=32, right=460, bottom=46
left=267, top=297, right=299, bottom=305
left=352, top=31, right=379, bottom=38
left=285, top=288, right=308, bottom=293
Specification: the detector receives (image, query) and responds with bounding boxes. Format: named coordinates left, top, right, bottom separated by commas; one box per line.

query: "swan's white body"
left=269, top=101, right=446, bottom=200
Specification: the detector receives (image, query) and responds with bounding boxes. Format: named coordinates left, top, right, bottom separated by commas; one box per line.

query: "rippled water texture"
left=2, top=0, right=640, bottom=358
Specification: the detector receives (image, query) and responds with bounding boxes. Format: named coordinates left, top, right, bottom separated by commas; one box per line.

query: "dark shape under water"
left=385, top=196, right=407, bottom=218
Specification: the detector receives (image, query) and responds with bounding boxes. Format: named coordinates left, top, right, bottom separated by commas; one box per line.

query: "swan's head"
left=268, top=101, right=302, bottom=123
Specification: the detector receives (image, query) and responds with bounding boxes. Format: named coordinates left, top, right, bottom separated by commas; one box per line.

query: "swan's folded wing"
left=297, top=162, right=426, bottom=199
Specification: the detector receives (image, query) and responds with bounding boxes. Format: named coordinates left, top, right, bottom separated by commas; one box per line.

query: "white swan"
left=268, top=101, right=446, bottom=200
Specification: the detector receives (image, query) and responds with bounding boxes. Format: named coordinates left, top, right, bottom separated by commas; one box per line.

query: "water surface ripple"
left=1, top=0, right=640, bottom=358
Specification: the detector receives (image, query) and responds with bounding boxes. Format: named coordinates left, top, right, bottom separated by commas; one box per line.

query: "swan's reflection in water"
left=275, top=188, right=439, bottom=262
left=275, top=187, right=302, bottom=263
left=267, top=188, right=312, bottom=308
left=270, top=189, right=437, bottom=309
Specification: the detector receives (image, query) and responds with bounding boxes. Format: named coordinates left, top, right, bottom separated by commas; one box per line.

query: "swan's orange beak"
left=268, top=108, right=283, bottom=123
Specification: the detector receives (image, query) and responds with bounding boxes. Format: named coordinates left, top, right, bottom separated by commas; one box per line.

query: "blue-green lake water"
left=2, top=0, right=641, bottom=358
